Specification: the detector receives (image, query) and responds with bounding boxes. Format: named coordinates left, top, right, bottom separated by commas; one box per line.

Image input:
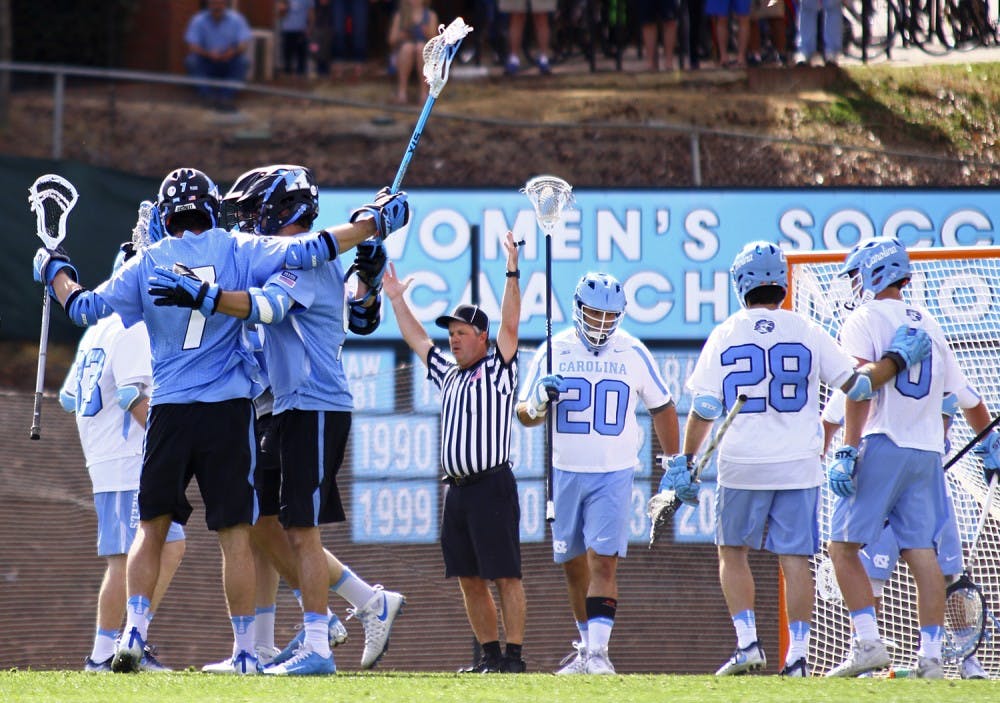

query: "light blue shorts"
left=94, top=490, right=185, bottom=557
left=715, top=485, right=819, bottom=555
left=830, top=434, right=949, bottom=549
left=860, top=483, right=964, bottom=580
left=551, top=468, right=633, bottom=564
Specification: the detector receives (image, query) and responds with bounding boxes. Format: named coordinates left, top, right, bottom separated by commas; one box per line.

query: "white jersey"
left=519, top=327, right=673, bottom=473
left=60, top=315, right=151, bottom=493
left=686, top=307, right=856, bottom=489
left=839, top=298, right=967, bottom=452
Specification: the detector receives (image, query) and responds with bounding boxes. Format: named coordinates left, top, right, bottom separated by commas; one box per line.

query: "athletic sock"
left=331, top=567, right=376, bottom=609
left=124, top=595, right=151, bottom=642
left=786, top=620, right=810, bottom=663
left=304, top=612, right=332, bottom=657
left=850, top=606, right=880, bottom=642
left=586, top=596, right=617, bottom=651
left=91, top=628, right=118, bottom=662
left=917, top=624, right=944, bottom=659
left=231, top=615, right=255, bottom=657
left=482, top=640, right=502, bottom=662
left=505, top=642, right=522, bottom=660
left=732, top=609, right=758, bottom=649
left=255, top=604, right=276, bottom=651
left=576, top=621, right=589, bottom=649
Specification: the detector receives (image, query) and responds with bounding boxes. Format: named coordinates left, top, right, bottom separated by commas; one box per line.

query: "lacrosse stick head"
left=129, top=200, right=157, bottom=252
left=28, top=174, right=79, bottom=249
left=423, top=17, right=473, bottom=98
left=646, top=491, right=681, bottom=548
left=521, top=175, right=574, bottom=236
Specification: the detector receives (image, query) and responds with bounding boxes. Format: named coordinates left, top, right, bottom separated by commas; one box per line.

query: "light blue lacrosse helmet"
left=730, top=240, right=788, bottom=307
left=838, top=236, right=910, bottom=305
left=573, top=272, right=626, bottom=353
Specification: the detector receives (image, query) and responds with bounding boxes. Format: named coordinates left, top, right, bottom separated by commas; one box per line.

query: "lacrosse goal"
left=785, top=246, right=1000, bottom=678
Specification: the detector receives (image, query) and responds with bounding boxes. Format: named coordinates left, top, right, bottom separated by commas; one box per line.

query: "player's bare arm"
left=384, top=262, right=434, bottom=364
left=496, top=231, right=521, bottom=364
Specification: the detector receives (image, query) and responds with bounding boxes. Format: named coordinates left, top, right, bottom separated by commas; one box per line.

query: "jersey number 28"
left=721, top=342, right=812, bottom=413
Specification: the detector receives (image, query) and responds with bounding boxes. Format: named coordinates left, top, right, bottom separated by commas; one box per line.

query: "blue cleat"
left=263, top=646, right=336, bottom=676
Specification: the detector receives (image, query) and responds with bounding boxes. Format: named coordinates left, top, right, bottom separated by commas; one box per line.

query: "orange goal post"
left=780, top=245, right=1000, bottom=678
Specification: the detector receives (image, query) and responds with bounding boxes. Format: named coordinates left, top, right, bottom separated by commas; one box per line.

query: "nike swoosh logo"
left=377, top=595, right=389, bottom=621
left=596, top=536, right=611, bottom=542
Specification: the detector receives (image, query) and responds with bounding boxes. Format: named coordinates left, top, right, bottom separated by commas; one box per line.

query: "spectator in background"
left=747, top=0, right=786, bottom=65
left=683, top=0, right=707, bottom=68
left=794, top=0, right=842, bottom=65
left=387, top=0, right=439, bottom=103
left=278, top=0, right=315, bottom=77
left=332, top=0, right=372, bottom=79
left=639, top=0, right=680, bottom=71
left=501, top=0, right=554, bottom=75
left=314, top=0, right=335, bottom=75
left=705, top=0, right=750, bottom=67
left=184, top=0, right=253, bottom=110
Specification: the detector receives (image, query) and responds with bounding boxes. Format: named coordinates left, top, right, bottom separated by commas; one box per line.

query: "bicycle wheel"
left=902, top=0, right=955, bottom=54
left=842, top=0, right=898, bottom=58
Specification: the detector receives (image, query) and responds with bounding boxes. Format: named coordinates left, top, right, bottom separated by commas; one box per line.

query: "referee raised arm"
left=384, top=230, right=526, bottom=674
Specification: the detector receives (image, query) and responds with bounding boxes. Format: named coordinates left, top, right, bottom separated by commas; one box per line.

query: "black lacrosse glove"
left=148, top=263, right=220, bottom=316
left=350, top=188, right=410, bottom=241
left=347, top=240, right=388, bottom=291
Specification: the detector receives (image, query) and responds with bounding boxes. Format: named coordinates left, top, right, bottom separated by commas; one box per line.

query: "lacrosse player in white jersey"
left=516, top=272, right=680, bottom=675
left=59, top=242, right=186, bottom=673
left=822, top=390, right=993, bottom=680
left=825, top=236, right=1000, bottom=679
left=663, top=241, right=930, bottom=678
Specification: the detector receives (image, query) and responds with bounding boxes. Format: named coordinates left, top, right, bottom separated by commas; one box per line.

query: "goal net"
left=787, top=246, right=1000, bottom=678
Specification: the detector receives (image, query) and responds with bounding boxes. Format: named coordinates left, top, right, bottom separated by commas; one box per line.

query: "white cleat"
left=585, top=646, right=616, bottom=674
left=554, top=642, right=588, bottom=675
left=915, top=656, right=944, bottom=679
left=716, top=641, right=766, bottom=676
left=329, top=612, right=349, bottom=647
left=254, top=645, right=282, bottom=668
left=348, top=585, right=405, bottom=669
left=110, top=627, right=145, bottom=674
left=201, top=650, right=261, bottom=675
left=961, top=654, right=989, bottom=680
left=825, top=639, right=890, bottom=678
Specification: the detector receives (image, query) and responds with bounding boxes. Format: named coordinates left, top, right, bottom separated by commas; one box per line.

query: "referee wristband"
left=506, top=270, right=520, bottom=279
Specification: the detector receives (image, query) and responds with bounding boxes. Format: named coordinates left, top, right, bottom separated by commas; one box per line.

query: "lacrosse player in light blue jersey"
left=666, top=241, right=930, bottom=678
left=823, top=390, right=993, bottom=680
left=166, top=167, right=406, bottom=676
left=32, top=166, right=409, bottom=676
left=825, top=236, right=1000, bottom=679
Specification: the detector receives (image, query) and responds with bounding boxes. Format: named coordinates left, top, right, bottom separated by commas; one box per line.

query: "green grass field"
left=0, top=671, right=991, bottom=703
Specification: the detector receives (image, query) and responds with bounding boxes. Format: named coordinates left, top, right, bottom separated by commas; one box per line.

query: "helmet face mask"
left=238, top=167, right=318, bottom=235
left=157, top=168, right=220, bottom=235
left=838, top=236, right=910, bottom=307
left=730, top=240, right=788, bottom=308
left=573, top=272, right=626, bottom=353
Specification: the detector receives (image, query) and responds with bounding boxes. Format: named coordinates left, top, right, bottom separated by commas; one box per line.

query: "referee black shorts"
left=273, top=409, right=350, bottom=528
left=441, top=465, right=522, bottom=580
left=140, top=399, right=256, bottom=531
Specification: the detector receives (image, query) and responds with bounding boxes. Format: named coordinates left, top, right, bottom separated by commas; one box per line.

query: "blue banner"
left=320, top=188, right=1000, bottom=341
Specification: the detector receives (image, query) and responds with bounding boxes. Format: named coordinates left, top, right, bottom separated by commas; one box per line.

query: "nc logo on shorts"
left=754, top=319, right=775, bottom=334
left=906, top=309, right=922, bottom=321
left=553, top=540, right=568, bottom=554
left=873, top=553, right=890, bottom=569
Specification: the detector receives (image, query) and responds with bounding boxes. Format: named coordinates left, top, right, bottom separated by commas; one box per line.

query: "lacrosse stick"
left=27, top=174, right=79, bottom=440
left=942, top=474, right=997, bottom=662
left=648, top=394, right=748, bottom=547
left=943, top=412, right=1000, bottom=471
left=130, top=200, right=156, bottom=252
left=522, top=175, right=575, bottom=523
left=390, top=17, right=473, bottom=193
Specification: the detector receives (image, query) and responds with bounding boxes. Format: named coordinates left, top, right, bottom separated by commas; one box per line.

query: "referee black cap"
left=435, top=304, right=489, bottom=332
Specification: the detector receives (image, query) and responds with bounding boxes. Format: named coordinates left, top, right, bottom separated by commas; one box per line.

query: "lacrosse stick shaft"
left=944, top=412, right=1000, bottom=471
left=30, top=291, right=52, bottom=440
left=691, top=394, right=748, bottom=480
left=967, top=474, right=998, bottom=568
left=544, top=232, right=555, bottom=523
left=391, top=96, right=437, bottom=194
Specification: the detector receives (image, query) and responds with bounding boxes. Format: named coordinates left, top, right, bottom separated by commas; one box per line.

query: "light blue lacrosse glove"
left=659, top=454, right=699, bottom=505
left=973, top=429, right=1000, bottom=485
left=527, top=374, right=566, bottom=417
left=883, top=325, right=932, bottom=371
left=828, top=445, right=859, bottom=498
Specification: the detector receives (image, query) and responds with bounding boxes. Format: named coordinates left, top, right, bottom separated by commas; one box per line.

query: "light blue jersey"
left=264, top=256, right=353, bottom=413
left=94, top=229, right=291, bottom=406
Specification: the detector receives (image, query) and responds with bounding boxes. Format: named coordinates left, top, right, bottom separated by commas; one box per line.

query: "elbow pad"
left=284, top=230, right=337, bottom=270
left=59, top=388, right=76, bottom=413
left=844, top=370, right=874, bottom=402
left=691, top=394, right=724, bottom=421
left=246, top=284, right=292, bottom=326
left=115, top=383, right=145, bottom=411
left=64, top=289, right=114, bottom=327
left=942, top=392, right=960, bottom=418
left=348, top=293, right=381, bottom=336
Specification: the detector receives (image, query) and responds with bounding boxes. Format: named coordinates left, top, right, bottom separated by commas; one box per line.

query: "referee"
left=384, top=231, right=526, bottom=674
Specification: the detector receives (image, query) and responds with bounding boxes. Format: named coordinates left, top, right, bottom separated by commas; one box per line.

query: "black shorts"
left=273, top=409, right=350, bottom=528
left=441, top=465, right=522, bottom=580
left=636, top=0, right=679, bottom=23
left=140, top=399, right=256, bottom=531
left=255, top=413, right=281, bottom=517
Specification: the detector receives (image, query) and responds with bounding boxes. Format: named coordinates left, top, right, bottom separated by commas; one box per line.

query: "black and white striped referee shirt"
left=426, top=345, right=518, bottom=479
